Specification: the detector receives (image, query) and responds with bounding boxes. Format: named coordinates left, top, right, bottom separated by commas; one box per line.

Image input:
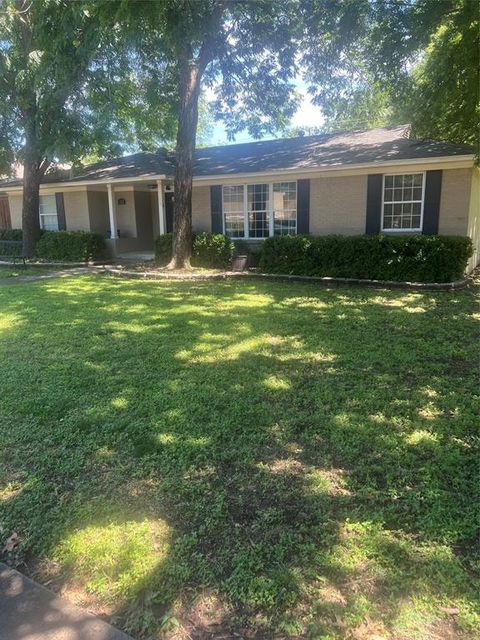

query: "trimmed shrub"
left=155, top=232, right=234, bottom=269
left=36, top=231, right=106, bottom=262
left=0, top=228, right=23, bottom=241
left=259, top=234, right=473, bottom=283
left=192, top=232, right=234, bottom=268
left=155, top=233, right=173, bottom=266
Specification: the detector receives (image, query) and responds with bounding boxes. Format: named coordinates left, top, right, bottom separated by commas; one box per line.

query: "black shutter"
left=297, top=179, right=310, bottom=234
left=210, top=185, right=223, bottom=233
left=365, top=174, right=383, bottom=234
left=422, top=170, right=442, bottom=235
left=55, top=192, right=66, bottom=230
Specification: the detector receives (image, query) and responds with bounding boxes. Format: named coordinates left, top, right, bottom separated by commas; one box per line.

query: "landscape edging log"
left=99, top=266, right=471, bottom=291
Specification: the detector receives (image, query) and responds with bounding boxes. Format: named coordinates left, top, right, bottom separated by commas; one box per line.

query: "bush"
left=36, top=231, right=106, bottom=262
left=155, top=232, right=234, bottom=269
left=259, top=234, right=473, bottom=283
left=155, top=233, right=173, bottom=266
left=0, top=228, right=23, bottom=241
left=192, top=232, right=234, bottom=268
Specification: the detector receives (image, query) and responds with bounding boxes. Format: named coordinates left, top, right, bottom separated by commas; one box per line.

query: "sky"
left=206, top=79, right=325, bottom=145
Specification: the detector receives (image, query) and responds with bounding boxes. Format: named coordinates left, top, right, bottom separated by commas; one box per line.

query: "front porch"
left=91, top=179, right=174, bottom=256
left=3, top=175, right=212, bottom=258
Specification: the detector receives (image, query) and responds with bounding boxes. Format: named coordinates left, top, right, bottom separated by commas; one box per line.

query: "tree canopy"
left=0, top=0, right=181, bottom=254
left=0, top=0, right=108, bottom=176
left=309, top=0, right=479, bottom=146
left=406, top=0, right=478, bottom=146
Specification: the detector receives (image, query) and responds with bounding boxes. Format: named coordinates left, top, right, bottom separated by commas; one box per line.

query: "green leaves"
left=306, top=0, right=479, bottom=145
left=0, top=0, right=173, bottom=179
left=154, top=232, right=235, bottom=268
left=259, top=234, right=473, bottom=282
left=407, top=0, right=479, bottom=146
left=35, top=230, right=107, bottom=261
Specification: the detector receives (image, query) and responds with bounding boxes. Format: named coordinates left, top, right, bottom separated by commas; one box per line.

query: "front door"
left=165, top=192, right=174, bottom=233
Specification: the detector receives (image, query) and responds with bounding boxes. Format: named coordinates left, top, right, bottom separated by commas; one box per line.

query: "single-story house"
left=0, top=125, right=479, bottom=270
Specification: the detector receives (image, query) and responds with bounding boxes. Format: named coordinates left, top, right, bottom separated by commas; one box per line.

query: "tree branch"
left=38, top=156, right=51, bottom=175
left=197, top=0, right=228, bottom=73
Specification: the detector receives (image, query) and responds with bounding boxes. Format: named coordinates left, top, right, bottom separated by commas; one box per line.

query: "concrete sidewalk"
left=0, top=563, right=132, bottom=640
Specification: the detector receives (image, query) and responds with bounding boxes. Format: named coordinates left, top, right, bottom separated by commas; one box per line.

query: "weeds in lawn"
left=0, top=276, right=478, bottom=638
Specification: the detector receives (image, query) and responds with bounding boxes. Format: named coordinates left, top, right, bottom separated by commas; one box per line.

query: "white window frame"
left=381, top=171, right=426, bottom=233
left=222, top=185, right=244, bottom=238
left=272, top=182, right=297, bottom=236
left=222, top=181, right=298, bottom=239
left=247, top=183, right=270, bottom=239
left=39, top=194, right=59, bottom=231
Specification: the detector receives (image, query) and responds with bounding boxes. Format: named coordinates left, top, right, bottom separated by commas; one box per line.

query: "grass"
left=0, top=275, right=478, bottom=639
left=0, top=264, right=64, bottom=278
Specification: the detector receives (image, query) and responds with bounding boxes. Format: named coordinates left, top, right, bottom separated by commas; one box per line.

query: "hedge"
left=155, top=232, right=234, bottom=268
left=155, top=233, right=173, bottom=265
left=36, top=231, right=107, bottom=262
left=0, top=228, right=23, bottom=241
left=191, top=232, right=234, bottom=268
left=259, top=234, right=473, bottom=283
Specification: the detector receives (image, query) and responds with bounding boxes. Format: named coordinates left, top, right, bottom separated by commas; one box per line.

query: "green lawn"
left=0, top=264, right=61, bottom=278
left=0, top=275, right=478, bottom=639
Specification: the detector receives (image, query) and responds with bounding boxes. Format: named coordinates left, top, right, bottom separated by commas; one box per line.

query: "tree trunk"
left=168, top=57, right=202, bottom=269
left=22, top=156, right=42, bottom=258
left=21, top=109, right=49, bottom=258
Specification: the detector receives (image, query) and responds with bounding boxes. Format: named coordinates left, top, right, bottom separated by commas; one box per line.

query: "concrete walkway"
left=0, top=563, right=132, bottom=640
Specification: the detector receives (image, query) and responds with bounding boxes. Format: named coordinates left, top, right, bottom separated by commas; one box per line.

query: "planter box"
left=232, top=255, right=249, bottom=272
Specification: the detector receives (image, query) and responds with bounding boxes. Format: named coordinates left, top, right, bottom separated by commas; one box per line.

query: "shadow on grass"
left=0, top=276, right=478, bottom=638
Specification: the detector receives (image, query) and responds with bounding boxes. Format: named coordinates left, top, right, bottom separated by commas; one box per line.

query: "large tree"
left=0, top=0, right=176, bottom=256
left=120, top=0, right=399, bottom=268
left=0, top=1, right=108, bottom=255
left=116, top=0, right=308, bottom=268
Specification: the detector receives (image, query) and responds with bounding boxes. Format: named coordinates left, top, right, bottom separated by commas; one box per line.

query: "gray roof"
left=0, top=152, right=175, bottom=188
left=0, top=125, right=473, bottom=188
left=193, top=126, right=473, bottom=175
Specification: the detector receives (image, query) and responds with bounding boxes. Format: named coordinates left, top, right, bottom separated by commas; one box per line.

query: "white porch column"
left=157, top=179, right=166, bottom=235
left=107, top=183, right=118, bottom=246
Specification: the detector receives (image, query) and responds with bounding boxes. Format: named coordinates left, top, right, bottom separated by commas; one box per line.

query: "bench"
left=0, top=240, right=26, bottom=266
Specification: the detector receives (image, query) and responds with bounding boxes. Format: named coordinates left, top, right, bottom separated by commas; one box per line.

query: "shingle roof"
left=60, top=151, right=175, bottom=182
left=0, top=152, right=175, bottom=188
left=192, top=125, right=473, bottom=175
left=0, top=125, right=473, bottom=188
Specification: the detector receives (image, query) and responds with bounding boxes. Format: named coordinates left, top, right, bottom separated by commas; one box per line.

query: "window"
left=223, top=186, right=244, bottom=238
left=248, top=184, right=269, bottom=238
left=222, top=181, right=297, bottom=239
left=39, top=195, right=59, bottom=231
left=382, top=173, right=424, bottom=231
left=273, top=182, right=297, bottom=235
